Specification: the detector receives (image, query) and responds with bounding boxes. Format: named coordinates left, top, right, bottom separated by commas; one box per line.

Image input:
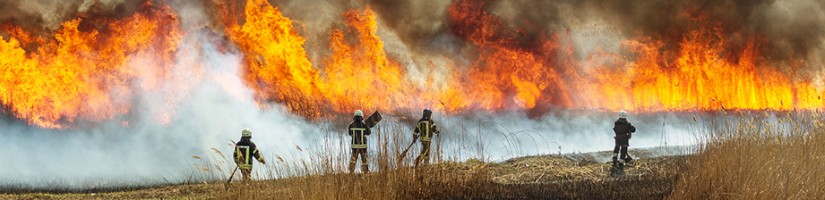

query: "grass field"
left=0, top=150, right=686, bottom=200
left=2, top=112, right=824, bottom=199
left=669, top=112, right=825, bottom=199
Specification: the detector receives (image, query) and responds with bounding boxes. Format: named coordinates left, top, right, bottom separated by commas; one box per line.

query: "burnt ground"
left=0, top=148, right=692, bottom=200
left=405, top=148, right=690, bottom=200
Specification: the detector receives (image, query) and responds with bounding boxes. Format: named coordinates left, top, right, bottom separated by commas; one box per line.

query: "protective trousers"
left=240, top=168, right=252, bottom=181
left=349, top=148, right=368, bottom=173
left=613, top=134, right=631, bottom=164
left=414, top=141, right=431, bottom=169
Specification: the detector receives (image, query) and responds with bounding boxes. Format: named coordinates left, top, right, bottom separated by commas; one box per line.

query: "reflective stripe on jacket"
left=349, top=119, right=371, bottom=149
left=414, top=118, right=439, bottom=142
left=234, top=139, right=262, bottom=169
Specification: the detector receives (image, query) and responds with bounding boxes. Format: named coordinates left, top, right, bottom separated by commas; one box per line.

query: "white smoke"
left=0, top=1, right=329, bottom=190
left=0, top=27, right=322, bottom=190
left=0, top=0, right=712, bottom=191
left=429, top=111, right=700, bottom=163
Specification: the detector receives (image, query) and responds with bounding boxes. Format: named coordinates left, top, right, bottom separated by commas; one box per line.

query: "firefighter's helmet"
left=618, top=110, right=628, bottom=118
left=354, top=110, right=364, bottom=117
left=423, top=109, right=432, bottom=118
left=242, top=128, right=252, bottom=137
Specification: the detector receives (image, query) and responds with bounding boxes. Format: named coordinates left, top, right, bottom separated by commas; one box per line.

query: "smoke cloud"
left=0, top=0, right=142, bottom=33
left=0, top=0, right=820, bottom=190
left=0, top=27, right=320, bottom=190
left=366, top=0, right=825, bottom=70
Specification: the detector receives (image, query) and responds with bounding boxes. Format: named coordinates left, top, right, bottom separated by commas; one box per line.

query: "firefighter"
left=612, top=110, right=636, bottom=167
left=234, top=128, right=265, bottom=181
left=348, top=110, right=372, bottom=173
left=413, top=109, right=440, bottom=169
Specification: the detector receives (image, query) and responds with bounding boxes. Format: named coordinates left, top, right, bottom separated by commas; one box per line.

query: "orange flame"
left=222, top=0, right=322, bottom=118
left=447, top=0, right=825, bottom=112
left=1, top=0, right=821, bottom=128
left=220, top=0, right=571, bottom=118
left=320, top=8, right=412, bottom=113
left=221, top=0, right=824, bottom=119
left=585, top=26, right=825, bottom=112
left=222, top=1, right=426, bottom=117
left=0, top=2, right=181, bottom=128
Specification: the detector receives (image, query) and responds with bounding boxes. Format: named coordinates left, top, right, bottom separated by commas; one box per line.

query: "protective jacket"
left=234, top=138, right=264, bottom=169
left=414, top=118, right=440, bottom=142
left=613, top=118, right=636, bottom=146
left=613, top=118, right=636, bottom=136
left=349, top=117, right=371, bottom=149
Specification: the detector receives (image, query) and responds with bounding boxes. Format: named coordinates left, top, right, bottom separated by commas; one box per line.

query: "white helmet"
left=242, top=128, right=252, bottom=137
left=354, top=110, right=364, bottom=117
left=618, top=110, right=628, bottom=118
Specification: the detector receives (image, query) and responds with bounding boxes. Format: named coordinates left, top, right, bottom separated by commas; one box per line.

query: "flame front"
left=2, top=0, right=824, bottom=129
left=321, top=8, right=411, bottom=113
left=582, top=23, right=825, bottom=111
left=222, top=1, right=425, bottom=117
left=222, top=0, right=322, bottom=117
left=225, top=0, right=825, bottom=118
left=0, top=2, right=181, bottom=128
left=221, top=0, right=579, bottom=117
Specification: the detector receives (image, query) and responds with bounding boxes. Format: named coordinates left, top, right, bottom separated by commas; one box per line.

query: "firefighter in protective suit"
left=234, top=128, right=265, bottom=181
left=612, top=110, right=636, bottom=167
left=413, top=109, right=440, bottom=169
left=349, top=110, right=372, bottom=173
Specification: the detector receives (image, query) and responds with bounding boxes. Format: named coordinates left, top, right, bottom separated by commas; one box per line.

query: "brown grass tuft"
left=670, top=112, right=825, bottom=199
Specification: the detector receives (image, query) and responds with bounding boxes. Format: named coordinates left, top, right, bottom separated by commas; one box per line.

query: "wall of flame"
left=0, top=0, right=823, bottom=129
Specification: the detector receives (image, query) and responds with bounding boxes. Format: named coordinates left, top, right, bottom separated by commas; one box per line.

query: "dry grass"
left=0, top=150, right=686, bottom=200
left=670, top=112, right=825, bottom=199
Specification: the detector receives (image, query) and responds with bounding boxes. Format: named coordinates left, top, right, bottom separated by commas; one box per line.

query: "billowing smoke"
left=0, top=26, right=319, bottom=191
left=433, top=111, right=699, bottom=162
left=0, top=0, right=325, bottom=190
left=0, top=0, right=819, bottom=191
left=0, top=0, right=142, bottom=33
left=368, top=0, right=825, bottom=69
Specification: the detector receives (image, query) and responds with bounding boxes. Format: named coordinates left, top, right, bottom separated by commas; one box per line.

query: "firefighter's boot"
left=623, top=155, right=634, bottom=165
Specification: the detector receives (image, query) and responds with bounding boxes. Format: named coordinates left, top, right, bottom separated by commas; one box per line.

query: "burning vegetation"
left=220, top=0, right=825, bottom=120
left=0, top=2, right=181, bottom=129
left=2, top=1, right=825, bottom=199
left=0, top=0, right=824, bottom=128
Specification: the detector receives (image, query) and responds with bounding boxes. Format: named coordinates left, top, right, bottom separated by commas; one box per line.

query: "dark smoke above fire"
left=3, top=0, right=824, bottom=64
left=371, top=0, right=825, bottom=65
left=0, top=0, right=823, bottom=190
left=1, top=0, right=824, bottom=125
